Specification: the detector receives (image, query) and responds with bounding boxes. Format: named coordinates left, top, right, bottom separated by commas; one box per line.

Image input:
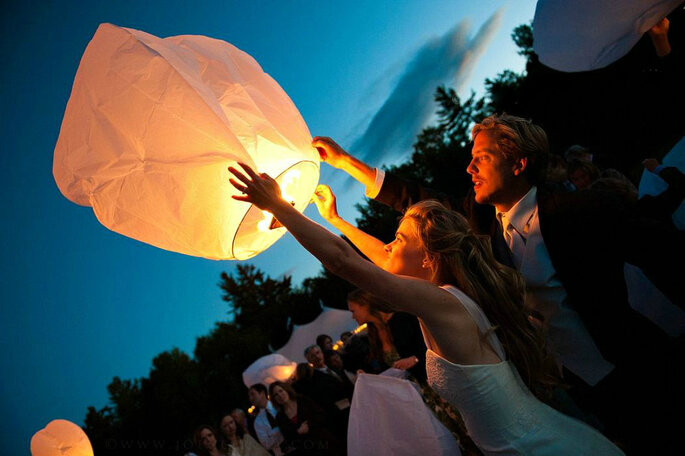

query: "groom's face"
left=467, top=131, right=520, bottom=207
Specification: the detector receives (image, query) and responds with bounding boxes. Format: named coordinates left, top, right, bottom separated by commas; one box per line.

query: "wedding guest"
left=339, top=331, right=353, bottom=346
left=248, top=383, right=284, bottom=455
left=347, top=288, right=426, bottom=381
left=269, top=381, right=343, bottom=455
left=302, top=345, right=353, bottom=440
left=229, top=408, right=251, bottom=439
left=193, top=425, right=228, bottom=456
left=323, top=349, right=357, bottom=384
left=315, top=334, right=333, bottom=352
left=218, top=413, right=269, bottom=456
left=567, top=158, right=600, bottom=190
left=304, top=345, right=354, bottom=395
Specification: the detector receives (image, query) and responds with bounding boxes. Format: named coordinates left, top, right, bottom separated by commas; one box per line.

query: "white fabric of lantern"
left=243, top=353, right=297, bottom=387
left=533, top=0, right=682, bottom=72
left=347, top=374, right=461, bottom=456
left=275, top=307, right=359, bottom=363
left=31, top=419, right=94, bottom=456
left=54, top=23, right=318, bottom=260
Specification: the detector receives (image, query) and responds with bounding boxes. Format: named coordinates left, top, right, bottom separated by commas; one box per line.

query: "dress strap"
left=441, top=285, right=507, bottom=360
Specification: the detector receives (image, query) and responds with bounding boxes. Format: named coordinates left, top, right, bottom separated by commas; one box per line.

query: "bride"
left=228, top=164, right=623, bottom=455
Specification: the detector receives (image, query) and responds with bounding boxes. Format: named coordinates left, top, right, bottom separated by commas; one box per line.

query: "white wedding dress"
left=425, top=285, right=624, bottom=455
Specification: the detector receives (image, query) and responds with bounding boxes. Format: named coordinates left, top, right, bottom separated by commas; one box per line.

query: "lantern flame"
left=256, top=168, right=303, bottom=232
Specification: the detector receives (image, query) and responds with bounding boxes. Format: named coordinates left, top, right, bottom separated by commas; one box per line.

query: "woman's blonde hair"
left=402, top=200, right=558, bottom=398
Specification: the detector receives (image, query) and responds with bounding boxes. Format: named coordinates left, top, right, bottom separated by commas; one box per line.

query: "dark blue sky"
left=0, top=1, right=541, bottom=453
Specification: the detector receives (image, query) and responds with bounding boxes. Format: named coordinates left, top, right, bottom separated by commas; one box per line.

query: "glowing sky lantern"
left=31, top=419, right=94, bottom=456
left=53, top=23, right=319, bottom=260
left=242, top=353, right=297, bottom=387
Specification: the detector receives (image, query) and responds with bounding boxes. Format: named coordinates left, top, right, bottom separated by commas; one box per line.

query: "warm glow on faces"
left=199, top=428, right=217, bottom=450
left=383, top=218, right=427, bottom=278
left=347, top=300, right=371, bottom=325
left=220, top=415, right=237, bottom=438
left=467, top=131, right=521, bottom=209
left=271, top=385, right=290, bottom=406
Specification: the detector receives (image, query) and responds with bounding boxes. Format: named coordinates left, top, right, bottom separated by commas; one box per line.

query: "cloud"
left=350, top=9, right=503, bottom=166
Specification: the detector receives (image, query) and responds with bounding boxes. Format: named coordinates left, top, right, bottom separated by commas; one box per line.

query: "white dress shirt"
left=365, top=168, right=385, bottom=199
left=498, top=187, right=614, bottom=386
left=253, top=400, right=284, bottom=454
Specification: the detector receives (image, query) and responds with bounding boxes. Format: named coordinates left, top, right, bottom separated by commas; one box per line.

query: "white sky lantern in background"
left=31, top=419, right=94, bottom=456
left=533, top=0, right=683, bottom=72
left=275, top=306, right=359, bottom=363
left=53, top=23, right=318, bottom=260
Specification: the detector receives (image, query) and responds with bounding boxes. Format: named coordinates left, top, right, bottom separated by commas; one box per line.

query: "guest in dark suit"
left=294, top=351, right=352, bottom=443
left=323, top=349, right=357, bottom=385
left=312, top=114, right=683, bottom=455
left=269, top=381, right=343, bottom=455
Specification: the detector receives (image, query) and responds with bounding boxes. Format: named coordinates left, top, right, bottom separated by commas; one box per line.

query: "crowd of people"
left=190, top=324, right=394, bottom=456
left=223, top=112, right=683, bottom=455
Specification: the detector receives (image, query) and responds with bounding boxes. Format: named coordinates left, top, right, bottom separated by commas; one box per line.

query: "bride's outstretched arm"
left=228, top=163, right=455, bottom=319
left=313, top=184, right=387, bottom=266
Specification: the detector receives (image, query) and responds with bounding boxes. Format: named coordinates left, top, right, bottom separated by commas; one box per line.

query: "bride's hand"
left=228, top=163, right=283, bottom=211
left=313, top=184, right=340, bottom=222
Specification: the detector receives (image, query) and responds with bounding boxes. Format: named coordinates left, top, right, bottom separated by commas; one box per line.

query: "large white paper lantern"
left=53, top=23, right=319, bottom=260
left=275, top=306, right=359, bottom=363
left=348, top=374, right=461, bottom=455
left=31, top=419, right=94, bottom=456
left=533, top=0, right=682, bottom=72
left=242, top=353, right=297, bottom=387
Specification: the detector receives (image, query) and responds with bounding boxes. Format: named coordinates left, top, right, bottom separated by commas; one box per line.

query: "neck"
left=494, top=183, right=531, bottom=213
left=368, top=315, right=383, bottom=326
left=380, top=312, right=393, bottom=322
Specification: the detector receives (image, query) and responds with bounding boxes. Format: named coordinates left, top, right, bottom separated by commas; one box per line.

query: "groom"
left=314, top=113, right=683, bottom=454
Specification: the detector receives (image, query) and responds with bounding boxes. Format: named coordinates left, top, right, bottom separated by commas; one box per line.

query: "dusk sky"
left=2, top=0, right=546, bottom=453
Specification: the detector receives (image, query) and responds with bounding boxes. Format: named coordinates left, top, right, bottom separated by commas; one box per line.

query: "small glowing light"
left=255, top=169, right=303, bottom=233
left=257, top=210, right=273, bottom=232
left=281, top=169, right=301, bottom=203
left=332, top=323, right=367, bottom=350
left=353, top=323, right=368, bottom=334
left=248, top=406, right=256, bottom=414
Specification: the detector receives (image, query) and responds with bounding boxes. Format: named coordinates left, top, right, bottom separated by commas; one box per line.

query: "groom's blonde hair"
left=472, top=113, right=549, bottom=185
